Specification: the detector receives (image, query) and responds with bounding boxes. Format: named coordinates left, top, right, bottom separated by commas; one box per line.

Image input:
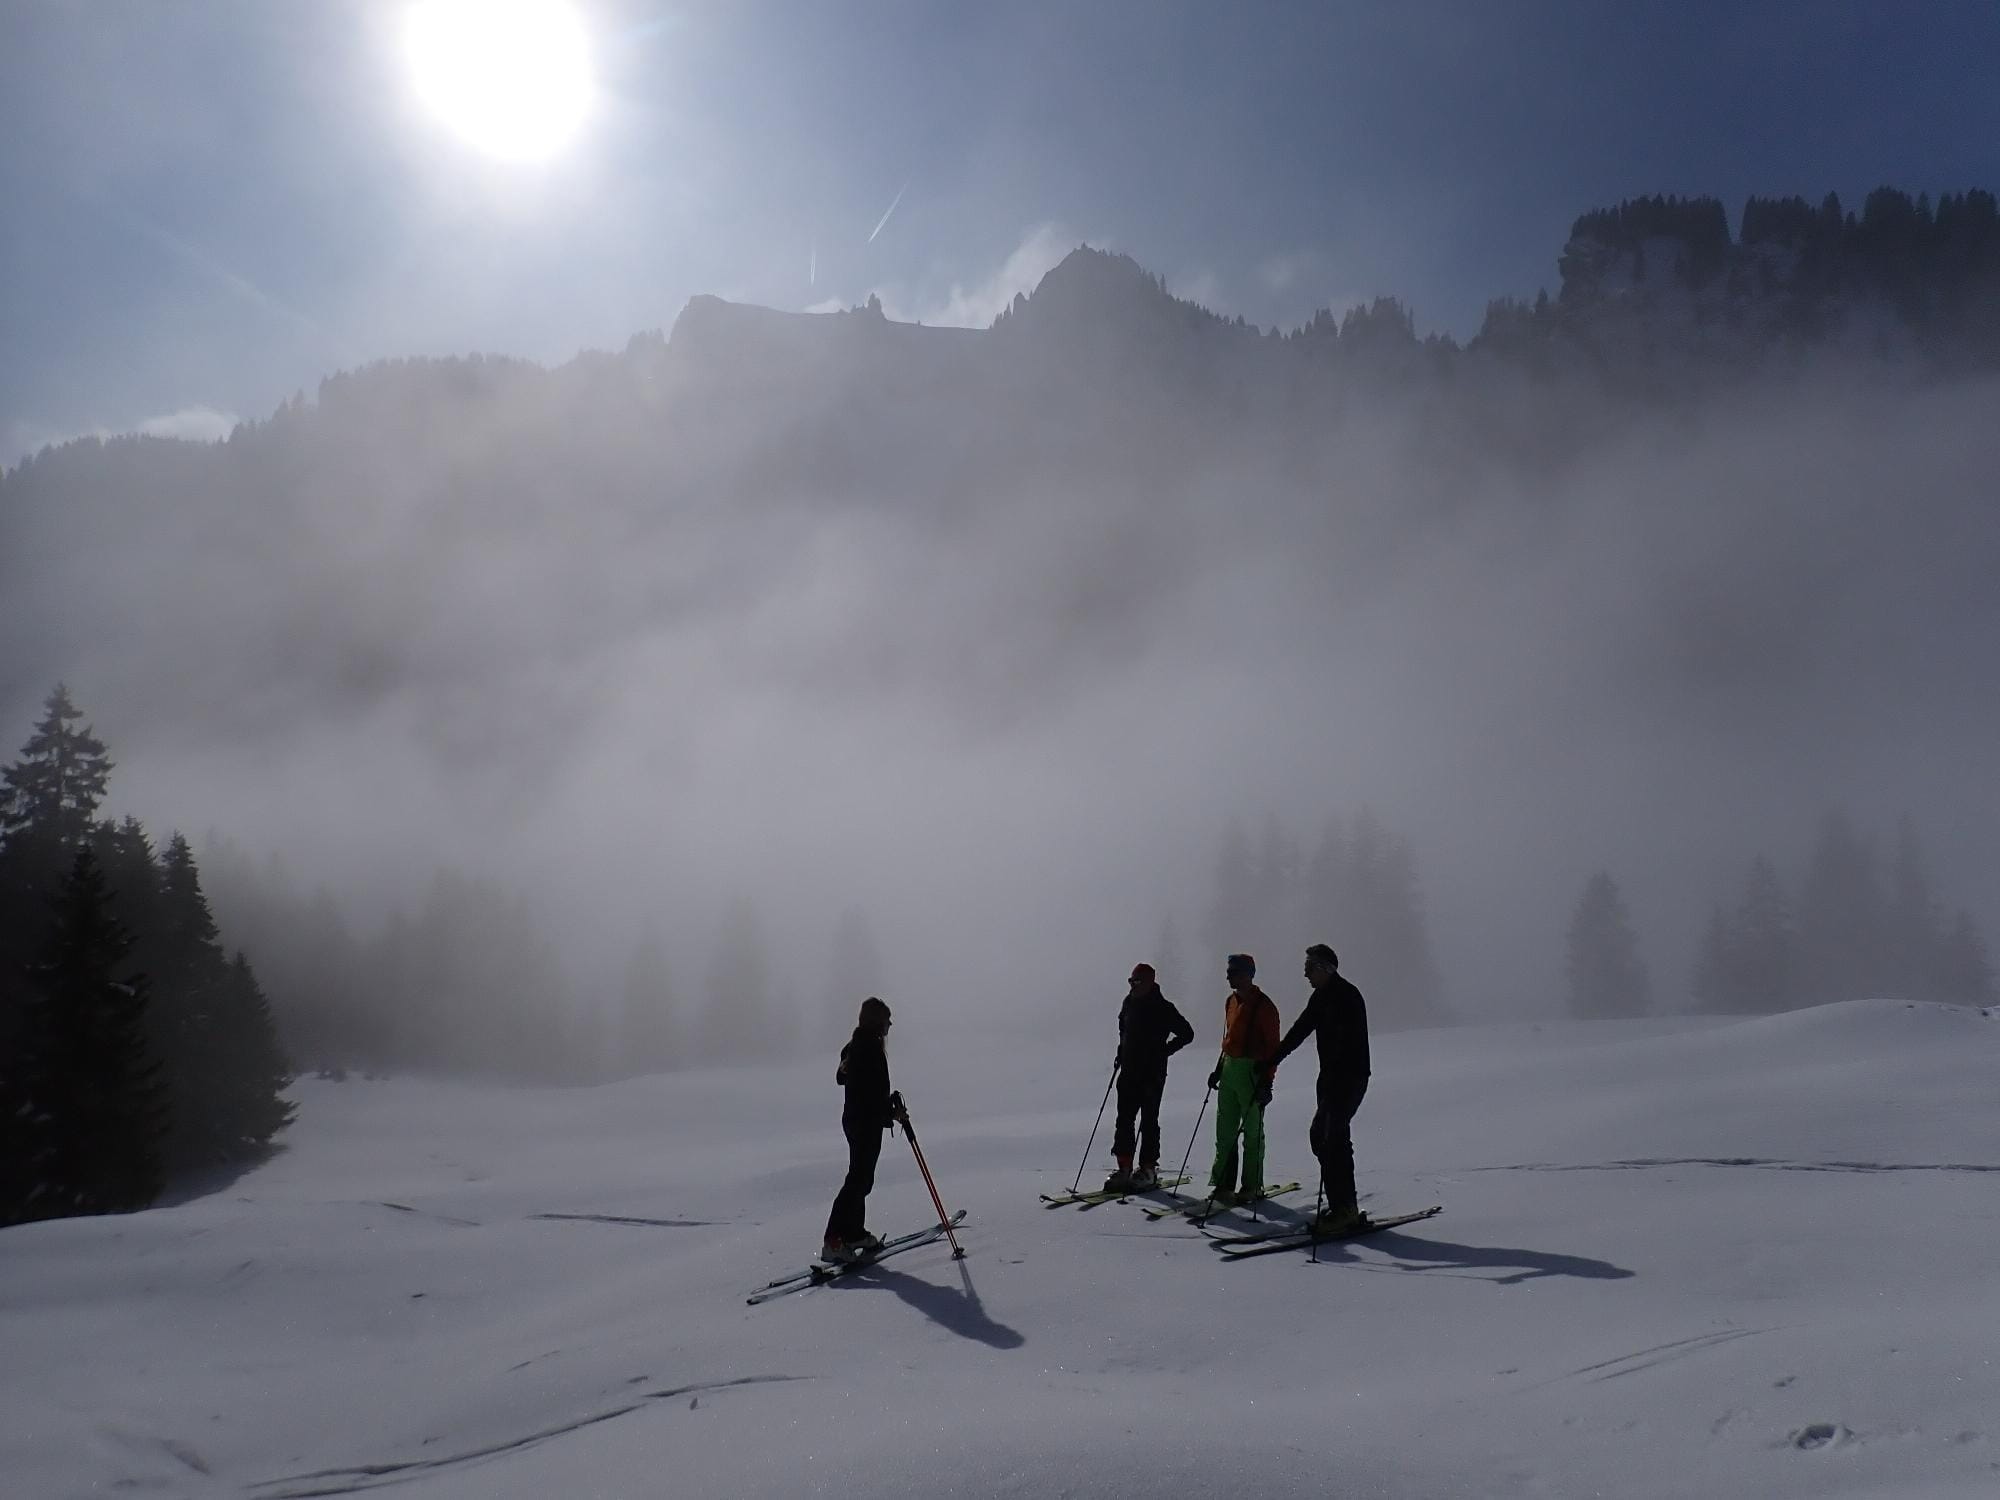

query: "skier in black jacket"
left=1105, top=963, right=1195, bottom=1191
left=1261, top=944, right=1371, bottom=1233
left=822, top=997, right=906, bottom=1263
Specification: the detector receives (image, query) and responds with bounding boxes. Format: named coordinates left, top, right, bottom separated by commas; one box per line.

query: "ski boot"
left=851, top=1229, right=885, bottom=1254
left=818, top=1237, right=860, bottom=1265
left=1130, top=1164, right=1159, bottom=1191
left=1311, top=1204, right=1367, bottom=1237
left=1102, top=1154, right=1135, bottom=1193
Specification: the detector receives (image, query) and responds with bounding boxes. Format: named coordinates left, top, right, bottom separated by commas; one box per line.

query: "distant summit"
left=994, top=246, right=1237, bottom=337
left=654, top=186, right=2000, bottom=402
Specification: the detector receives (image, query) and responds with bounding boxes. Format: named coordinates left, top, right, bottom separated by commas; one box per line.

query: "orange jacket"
left=1219, top=985, right=1280, bottom=1062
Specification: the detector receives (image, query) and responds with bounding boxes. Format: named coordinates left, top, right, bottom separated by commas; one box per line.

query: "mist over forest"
left=6, top=187, right=1998, bottom=1079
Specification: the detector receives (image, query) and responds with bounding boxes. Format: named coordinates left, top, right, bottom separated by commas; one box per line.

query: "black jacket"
left=837, top=1027, right=894, bottom=1128
left=1116, top=983, right=1195, bottom=1073
left=1270, top=973, right=1370, bottom=1093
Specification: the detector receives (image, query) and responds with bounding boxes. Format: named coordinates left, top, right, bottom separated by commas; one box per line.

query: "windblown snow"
left=4, top=998, right=1997, bottom=1498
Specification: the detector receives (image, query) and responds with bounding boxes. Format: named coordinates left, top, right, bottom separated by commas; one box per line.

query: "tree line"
left=1196, top=810, right=1446, bottom=1028
left=195, top=840, right=892, bottom=1083
left=1564, top=811, right=1995, bottom=1018
left=0, top=686, right=293, bottom=1226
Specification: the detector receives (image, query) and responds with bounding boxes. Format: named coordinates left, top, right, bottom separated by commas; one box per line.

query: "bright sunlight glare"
left=405, top=0, right=593, bottom=164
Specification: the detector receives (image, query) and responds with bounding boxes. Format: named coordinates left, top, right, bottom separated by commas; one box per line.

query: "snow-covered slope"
left=5, top=1000, right=1998, bottom=1498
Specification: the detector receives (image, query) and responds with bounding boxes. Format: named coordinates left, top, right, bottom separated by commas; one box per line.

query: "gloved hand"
left=1206, top=1067, right=1220, bottom=1091
left=1112, top=1049, right=1123, bottom=1071
left=1254, top=1076, right=1273, bottom=1108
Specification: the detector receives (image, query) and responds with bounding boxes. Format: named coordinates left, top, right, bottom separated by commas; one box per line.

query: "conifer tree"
left=1565, top=871, right=1651, bottom=1019
left=1203, top=821, right=1256, bottom=974
left=145, top=834, right=294, bottom=1166
left=1887, top=815, right=1943, bottom=995
left=1252, top=813, right=1301, bottom=969
left=94, top=817, right=162, bottom=939
left=1691, top=903, right=1733, bottom=1012
left=1796, top=811, right=1889, bottom=1002
left=701, top=897, right=784, bottom=1062
left=1, top=686, right=116, bottom=991
left=620, top=933, right=680, bottom=1074
left=1359, top=822, right=1447, bottom=1025
left=1725, top=855, right=1796, bottom=1012
left=1303, top=816, right=1347, bottom=938
left=210, top=951, right=296, bottom=1155
left=150, top=832, right=231, bottom=1169
left=0, top=684, right=114, bottom=863
left=1331, top=810, right=1446, bottom=1027
left=3, top=848, right=167, bottom=1223
left=1934, top=911, right=1997, bottom=1007
left=0, top=958, right=36, bottom=1220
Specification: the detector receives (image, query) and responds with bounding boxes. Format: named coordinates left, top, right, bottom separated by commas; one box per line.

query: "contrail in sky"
left=867, top=181, right=909, bottom=244
left=84, top=191, right=342, bottom=358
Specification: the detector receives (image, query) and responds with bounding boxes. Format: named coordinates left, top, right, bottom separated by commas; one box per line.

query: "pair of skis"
left=1039, top=1174, right=1190, bottom=1210
left=1207, top=1204, right=1443, bottom=1257
left=1140, top=1181, right=1303, bottom=1223
left=746, top=1209, right=968, bottom=1305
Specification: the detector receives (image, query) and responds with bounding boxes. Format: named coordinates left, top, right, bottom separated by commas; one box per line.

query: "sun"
left=405, top=0, right=594, bottom=164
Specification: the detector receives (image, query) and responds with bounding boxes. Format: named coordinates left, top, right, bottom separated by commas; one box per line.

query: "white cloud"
left=799, top=225, right=1081, bottom=330
left=136, top=405, right=238, bottom=443
left=909, top=223, right=1075, bottom=329
left=1259, top=251, right=1323, bottom=294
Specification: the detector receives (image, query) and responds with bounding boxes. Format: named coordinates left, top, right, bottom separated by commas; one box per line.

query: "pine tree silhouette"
left=620, top=933, right=679, bottom=1075
left=701, top=897, right=785, bottom=1062
left=1565, top=871, right=1651, bottom=1019
left=1, top=685, right=116, bottom=991
left=0, top=684, right=114, bottom=860
left=149, top=835, right=293, bottom=1167
left=1796, top=811, right=1889, bottom=1003
left=1696, top=855, right=1797, bottom=1014
left=4, top=848, right=168, bottom=1223
left=211, top=951, right=296, bottom=1156
left=1934, top=912, right=1997, bottom=1006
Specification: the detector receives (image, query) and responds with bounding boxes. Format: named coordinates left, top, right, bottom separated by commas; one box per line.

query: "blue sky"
left=4, top=0, right=1998, bottom=465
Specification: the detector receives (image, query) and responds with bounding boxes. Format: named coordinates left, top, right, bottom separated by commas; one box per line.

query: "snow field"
left=3, top=998, right=1997, bottom=1497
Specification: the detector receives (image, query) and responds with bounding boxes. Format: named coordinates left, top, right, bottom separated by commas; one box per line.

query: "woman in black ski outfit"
left=821, top=997, right=905, bottom=1262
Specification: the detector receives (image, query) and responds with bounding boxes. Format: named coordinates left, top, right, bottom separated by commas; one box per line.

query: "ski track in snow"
left=251, top=1376, right=807, bottom=1498
left=1562, top=1326, right=1774, bottom=1384
left=354, top=1201, right=483, bottom=1227
left=527, top=1212, right=718, bottom=1228
left=1477, top=1156, right=2000, bottom=1174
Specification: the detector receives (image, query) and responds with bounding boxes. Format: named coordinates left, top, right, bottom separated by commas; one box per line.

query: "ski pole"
left=899, top=1104, right=966, bottom=1259
left=1173, top=1077, right=1214, bottom=1190
left=1069, top=1061, right=1120, bottom=1195
left=1310, top=1174, right=1326, bottom=1265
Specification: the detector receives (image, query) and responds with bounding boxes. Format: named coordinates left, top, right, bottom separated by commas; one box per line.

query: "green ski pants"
left=1210, top=1056, right=1266, bottom=1194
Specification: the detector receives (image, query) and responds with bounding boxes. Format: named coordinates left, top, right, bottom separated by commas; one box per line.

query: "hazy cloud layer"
left=6, top=281, right=1997, bottom=1034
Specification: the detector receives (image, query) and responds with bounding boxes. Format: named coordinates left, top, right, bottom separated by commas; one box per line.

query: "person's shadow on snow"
left=1303, top=1228, right=1634, bottom=1286
left=831, top=1263, right=1026, bottom=1349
